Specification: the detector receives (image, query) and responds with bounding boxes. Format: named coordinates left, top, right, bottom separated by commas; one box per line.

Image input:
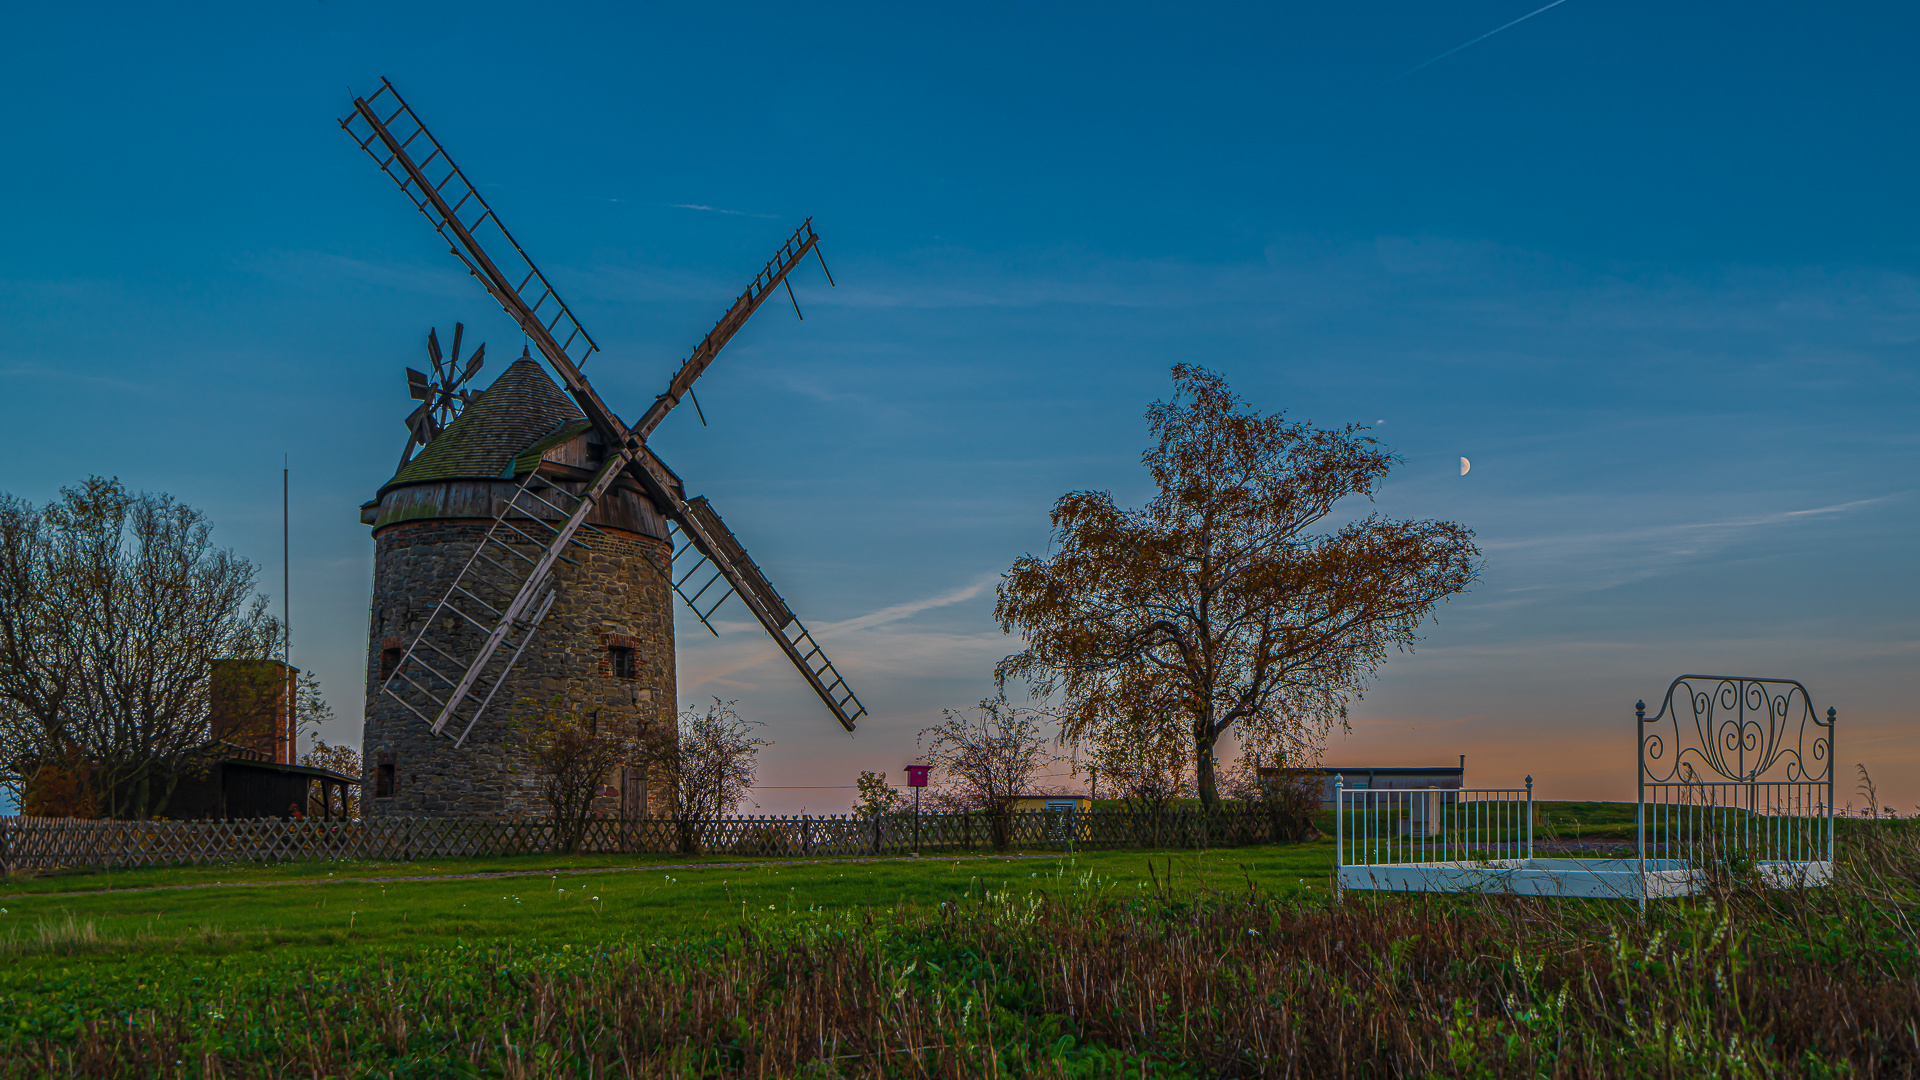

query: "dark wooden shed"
left=166, top=758, right=360, bottom=821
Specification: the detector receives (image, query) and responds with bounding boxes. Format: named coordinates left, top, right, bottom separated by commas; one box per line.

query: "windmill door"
left=621, top=767, right=647, bottom=819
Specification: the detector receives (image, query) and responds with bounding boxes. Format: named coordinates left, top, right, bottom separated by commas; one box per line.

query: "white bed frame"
left=1336, top=675, right=1836, bottom=905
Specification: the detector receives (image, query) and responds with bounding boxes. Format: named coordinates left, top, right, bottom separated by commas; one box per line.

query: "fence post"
left=1635, top=699, right=1647, bottom=915
left=1333, top=776, right=1344, bottom=900
left=1825, top=706, right=1838, bottom=865
left=1525, top=775, right=1534, bottom=860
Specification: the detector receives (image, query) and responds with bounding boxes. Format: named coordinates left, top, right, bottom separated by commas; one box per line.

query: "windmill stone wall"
left=360, top=357, right=676, bottom=820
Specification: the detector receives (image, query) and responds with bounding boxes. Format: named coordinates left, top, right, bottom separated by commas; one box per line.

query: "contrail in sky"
left=1384, top=0, right=1577, bottom=86
left=1307, top=0, right=1578, bottom=121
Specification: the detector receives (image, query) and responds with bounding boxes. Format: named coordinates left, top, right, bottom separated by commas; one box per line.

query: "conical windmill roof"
left=383, top=356, right=588, bottom=494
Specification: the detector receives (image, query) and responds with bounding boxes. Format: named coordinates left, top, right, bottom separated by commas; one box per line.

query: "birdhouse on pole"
left=904, top=762, right=931, bottom=788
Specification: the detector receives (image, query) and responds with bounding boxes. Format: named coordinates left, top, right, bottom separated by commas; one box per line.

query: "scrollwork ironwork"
left=1639, top=675, right=1833, bottom=786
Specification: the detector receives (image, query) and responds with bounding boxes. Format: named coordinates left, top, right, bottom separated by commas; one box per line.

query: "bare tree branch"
left=0, top=478, right=278, bottom=819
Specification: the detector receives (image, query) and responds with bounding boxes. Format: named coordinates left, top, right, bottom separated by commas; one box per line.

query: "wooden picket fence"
left=0, top=805, right=1295, bottom=872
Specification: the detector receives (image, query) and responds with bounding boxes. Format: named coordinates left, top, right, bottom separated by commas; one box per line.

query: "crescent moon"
left=1459, top=457, right=1471, bottom=476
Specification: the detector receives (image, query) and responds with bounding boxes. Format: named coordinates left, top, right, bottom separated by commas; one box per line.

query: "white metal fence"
left=1335, top=778, right=1534, bottom=872
left=1335, top=675, right=1839, bottom=902
left=1638, top=676, right=1836, bottom=892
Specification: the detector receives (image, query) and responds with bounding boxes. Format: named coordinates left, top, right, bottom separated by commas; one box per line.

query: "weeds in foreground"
left=4, top=816, right=1917, bottom=1078
left=0, top=914, right=236, bottom=958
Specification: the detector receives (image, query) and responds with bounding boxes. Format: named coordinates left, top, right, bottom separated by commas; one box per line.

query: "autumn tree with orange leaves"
left=995, top=365, right=1479, bottom=808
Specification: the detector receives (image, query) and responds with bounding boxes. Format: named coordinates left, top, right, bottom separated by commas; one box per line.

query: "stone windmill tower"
left=345, top=80, right=866, bottom=819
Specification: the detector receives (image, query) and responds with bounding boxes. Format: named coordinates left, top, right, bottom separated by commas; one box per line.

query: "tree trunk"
left=990, top=802, right=1011, bottom=851
left=1194, top=723, right=1220, bottom=810
left=152, top=772, right=179, bottom=820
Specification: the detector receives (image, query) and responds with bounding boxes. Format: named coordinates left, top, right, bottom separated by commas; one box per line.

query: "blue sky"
left=1, top=1, right=1913, bottom=815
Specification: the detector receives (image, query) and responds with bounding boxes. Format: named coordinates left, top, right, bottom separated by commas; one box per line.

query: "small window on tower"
left=375, top=762, right=396, bottom=799
left=609, top=646, right=636, bottom=680
left=379, top=647, right=402, bottom=682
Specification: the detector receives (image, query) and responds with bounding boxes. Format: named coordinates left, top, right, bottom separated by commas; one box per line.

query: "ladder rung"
left=520, top=489, right=584, bottom=518
left=472, top=550, right=522, bottom=577
left=413, top=638, right=465, bottom=667
left=381, top=690, right=439, bottom=728
left=448, top=587, right=503, bottom=618
left=496, top=520, right=551, bottom=547
left=443, top=604, right=494, bottom=633
left=698, top=588, right=735, bottom=620
left=479, top=541, right=537, bottom=567
left=389, top=668, right=449, bottom=699
left=685, top=571, right=726, bottom=605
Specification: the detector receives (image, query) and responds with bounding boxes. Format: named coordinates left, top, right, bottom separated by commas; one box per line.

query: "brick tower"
left=359, top=354, right=673, bottom=818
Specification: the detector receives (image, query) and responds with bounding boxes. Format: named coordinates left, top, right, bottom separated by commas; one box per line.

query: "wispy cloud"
left=667, top=203, right=779, bottom=220
left=238, top=251, right=473, bottom=299
left=1385, top=0, right=1577, bottom=86
left=1475, top=493, right=1903, bottom=603
left=675, top=572, right=1008, bottom=695
left=820, top=571, right=1000, bottom=635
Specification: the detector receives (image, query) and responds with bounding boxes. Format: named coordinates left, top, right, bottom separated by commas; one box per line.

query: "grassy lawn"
left=0, top=848, right=891, bottom=897
left=1533, top=799, right=1640, bottom=842
left=0, top=844, right=1336, bottom=1039
left=0, top=821, right=1912, bottom=1076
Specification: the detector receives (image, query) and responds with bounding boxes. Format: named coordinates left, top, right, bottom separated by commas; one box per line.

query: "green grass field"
left=0, top=844, right=1337, bottom=1036
left=0, top=844, right=1338, bottom=937
left=6, top=808, right=1905, bottom=1077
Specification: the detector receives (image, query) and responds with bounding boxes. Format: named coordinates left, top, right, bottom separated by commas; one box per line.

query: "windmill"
left=399, top=323, right=485, bottom=469
left=343, top=80, right=865, bottom=815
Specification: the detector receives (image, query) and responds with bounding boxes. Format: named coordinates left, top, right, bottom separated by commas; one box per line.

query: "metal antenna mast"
left=283, top=455, right=292, bottom=763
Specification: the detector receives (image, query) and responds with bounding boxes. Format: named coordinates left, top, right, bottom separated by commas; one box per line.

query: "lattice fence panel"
left=0, top=806, right=1293, bottom=872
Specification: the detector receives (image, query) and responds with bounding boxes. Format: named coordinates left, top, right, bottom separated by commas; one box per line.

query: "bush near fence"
left=0, top=804, right=1303, bottom=872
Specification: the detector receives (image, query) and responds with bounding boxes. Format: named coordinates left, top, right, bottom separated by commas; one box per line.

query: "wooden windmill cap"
left=380, top=355, right=587, bottom=496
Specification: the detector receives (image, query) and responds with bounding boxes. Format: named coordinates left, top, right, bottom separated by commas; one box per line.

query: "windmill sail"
left=666, top=492, right=865, bottom=731
left=681, top=497, right=795, bottom=628
left=344, top=78, right=864, bottom=737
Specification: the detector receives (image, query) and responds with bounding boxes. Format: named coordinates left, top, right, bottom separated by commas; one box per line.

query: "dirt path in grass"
left=0, top=852, right=1065, bottom=900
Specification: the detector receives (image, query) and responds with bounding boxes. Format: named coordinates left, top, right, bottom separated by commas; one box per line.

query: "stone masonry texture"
left=362, top=515, right=676, bottom=819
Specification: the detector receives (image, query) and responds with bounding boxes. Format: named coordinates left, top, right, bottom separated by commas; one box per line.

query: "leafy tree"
left=996, top=366, right=1479, bottom=808
left=523, top=702, right=639, bottom=854
left=635, top=698, right=768, bottom=816
left=292, top=670, right=333, bottom=747
left=852, top=770, right=904, bottom=819
left=1083, top=713, right=1191, bottom=816
left=628, top=699, right=768, bottom=854
left=301, top=738, right=362, bottom=819
left=0, top=478, right=278, bottom=819
left=1220, top=734, right=1324, bottom=842
left=921, top=695, right=1062, bottom=849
